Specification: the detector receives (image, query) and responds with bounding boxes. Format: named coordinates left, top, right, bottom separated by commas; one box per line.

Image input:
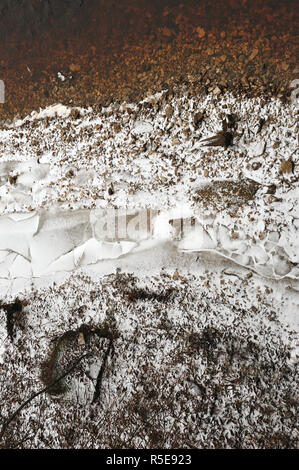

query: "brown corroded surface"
left=0, top=0, right=298, bottom=121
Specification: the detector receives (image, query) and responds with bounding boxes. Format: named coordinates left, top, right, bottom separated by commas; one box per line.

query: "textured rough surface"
left=0, top=0, right=298, bottom=450
left=0, top=0, right=298, bottom=121
left=0, top=272, right=298, bottom=449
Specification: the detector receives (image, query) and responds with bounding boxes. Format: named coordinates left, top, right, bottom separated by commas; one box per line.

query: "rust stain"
left=0, top=0, right=298, bottom=121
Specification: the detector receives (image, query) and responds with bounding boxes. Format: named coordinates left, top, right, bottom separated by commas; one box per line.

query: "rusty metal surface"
left=0, top=0, right=298, bottom=120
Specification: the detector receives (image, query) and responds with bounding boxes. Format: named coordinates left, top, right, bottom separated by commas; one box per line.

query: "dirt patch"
left=193, top=179, right=260, bottom=212
left=0, top=298, right=27, bottom=341
left=41, top=323, right=117, bottom=396
left=0, top=0, right=298, bottom=121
